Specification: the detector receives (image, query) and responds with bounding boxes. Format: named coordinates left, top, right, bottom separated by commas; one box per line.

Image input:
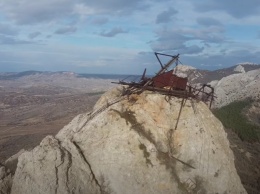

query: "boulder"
left=209, top=69, right=260, bottom=108
left=11, top=87, right=247, bottom=194
left=4, top=149, right=25, bottom=174
left=234, top=65, right=246, bottom=73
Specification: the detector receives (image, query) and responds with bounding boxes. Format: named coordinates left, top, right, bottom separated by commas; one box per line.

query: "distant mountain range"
left=1, top=63, right=259, bottom=83
left=1, top=63, right=259, bottom=108
left=175, top=63, right=260, bottom=84
left=0, top=71, right=137, bottom=81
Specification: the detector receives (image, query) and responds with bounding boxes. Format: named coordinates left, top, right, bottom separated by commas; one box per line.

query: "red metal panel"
left=153, top=70, right=173, bottom=88
left=152, top=70, right=187, bottom=90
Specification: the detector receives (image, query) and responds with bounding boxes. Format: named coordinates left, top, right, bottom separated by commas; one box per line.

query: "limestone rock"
left=0, top=165, right=12, bottom=194
left=174, top=65, right=196, bottom=78
left=209, top=69, right=260, bottom=108
left=4, top=149, right=25, bottom=174
left=234, top=65, right=245, bottom=73
left=0, top=149, right=26, bottom=194
left=11, top=136, right=100, bottom=194
left=174, top=64, right=196, bottom=72
left=11, top=87, right=247, bottom=194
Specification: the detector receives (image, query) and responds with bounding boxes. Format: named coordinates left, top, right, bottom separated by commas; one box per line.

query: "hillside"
left=0, top=72, right=116, bottom=163
left=213, top=100, right=260, bottom=193
left=174, top=63, right=260, bottom=84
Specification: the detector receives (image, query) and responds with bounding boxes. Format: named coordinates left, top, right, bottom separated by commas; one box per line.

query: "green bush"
left=213, top=100, right=260, bottom=142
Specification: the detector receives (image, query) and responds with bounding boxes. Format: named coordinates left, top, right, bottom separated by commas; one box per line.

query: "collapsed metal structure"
left=112, top=52, right=215, bottom=108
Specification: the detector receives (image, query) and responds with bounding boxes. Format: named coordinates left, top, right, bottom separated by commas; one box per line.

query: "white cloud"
left=196, top=17, right=222, bottom=27
left=0, top=34, right=32, bottom=44
left=0, top=0, right=75, bottom=25
left=98, top=27, right=127, bottom=37
left=156, top=7, right=178, bottom=24
left=0, top=0, right=259, bottom=73
left=0, top=23, right=18, bottom=36
left=55, top=26, right=77, bottom=35
left=91, top=17, right=109, bottom=25
left=192, top=0, right=260, bottom=18
left=28, top=32, right=41, bottom=39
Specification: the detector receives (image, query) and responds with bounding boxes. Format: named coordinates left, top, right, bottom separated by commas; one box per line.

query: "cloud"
left=0, top=35, right=32, bottom=45
left=192, top=0, right=260, bottom=18
left=99, top=27, right=127, bottom=37
left=184, top=45, right=204, bottom=55
left=0, top=23, right=18, bottom=36
left=150, top=24, right=226, bottom=56
left=150, top=29, right=207, bottom=54
left=197, top=17, right=222, bottom=27
left=75, top=0, right=151, bottom=16
left=151, top=29, right=190, bottom=49
left=186, top=27, right=225, bottom=44
left=28, top=32, right=41, bottom=39
left=0, top=0, right=153, bottom=26
left=0, top=44, right=143, bottom=74
left=257, top=31, right=260, bottom=39
left=156, top=7, right=178, bottom=24
left=91, top=17, right=109, bottom=25
left=0, top=0, right=75, bottom=25
left=182, top=49, right=260, bottom=70
left=55, top=26, right=77, bottom=34
left=0, top=0, right=259, bottom=74
left=0, top=0, right=171, bottom=28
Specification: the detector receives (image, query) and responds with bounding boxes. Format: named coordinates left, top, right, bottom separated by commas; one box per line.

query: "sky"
left=0, top=0, right=260, bottom=74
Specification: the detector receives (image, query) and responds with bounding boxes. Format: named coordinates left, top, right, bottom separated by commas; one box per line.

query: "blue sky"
left=0, top=0, right=260, bottom=74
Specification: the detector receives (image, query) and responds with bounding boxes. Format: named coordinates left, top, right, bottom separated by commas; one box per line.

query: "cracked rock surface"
left=0, top=164, right=12, bottom=194
left=11, top=87, right=247, bottom=194
left=210, top=69, right=260, bottom=108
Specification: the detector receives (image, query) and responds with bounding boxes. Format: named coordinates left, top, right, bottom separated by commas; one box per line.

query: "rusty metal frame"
left=112, top=52, right=216, bottom=108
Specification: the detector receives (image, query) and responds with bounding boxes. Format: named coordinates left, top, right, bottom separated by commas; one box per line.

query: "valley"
left=0, top=72, right=116, bottom=162
left=213, top=100, right=260, bottom=193
left=0, top=90, right=102, bottom=162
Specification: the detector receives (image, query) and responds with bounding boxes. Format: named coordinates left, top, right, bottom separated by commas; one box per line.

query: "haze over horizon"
left=0, top=0, right=260, bottom=74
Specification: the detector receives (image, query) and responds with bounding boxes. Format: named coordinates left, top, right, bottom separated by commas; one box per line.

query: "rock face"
left=4, top=149, right=25, bottom=174
left=0, top=164, right=12, bottom=194
left=174, top=65, right=196, bottom=78
left=209, top=69, right=260, bottom=108
left=233, top=65, right=246, bottom=73
left=11, top=87, right=246, bottom=194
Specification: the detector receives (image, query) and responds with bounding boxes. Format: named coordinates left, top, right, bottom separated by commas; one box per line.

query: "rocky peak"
left=209, top=69, right=260, bottom=108
left=175, top=64, right=196, bottom=72
left=173, top=65, right=196, bottom=78
left=7, top=87, right=246, bottom=194
left=234, top=65, right=245, bottom=73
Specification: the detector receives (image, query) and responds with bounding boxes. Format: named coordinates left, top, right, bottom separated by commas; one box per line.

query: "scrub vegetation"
left=213, top=100, right=260, bottom=142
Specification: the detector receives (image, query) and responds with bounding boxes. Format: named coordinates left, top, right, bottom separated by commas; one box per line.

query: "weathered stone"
left=234, top=65, right=246, bottom=73
left=11, top=87, right=247, bottom=194
left=4, top=149, right=25, bottom=174
left=11, top=136, right=101, bottom=194
left=210, top=69, right=260, bottom=108
left=0, top=165, right=12, bottom=194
